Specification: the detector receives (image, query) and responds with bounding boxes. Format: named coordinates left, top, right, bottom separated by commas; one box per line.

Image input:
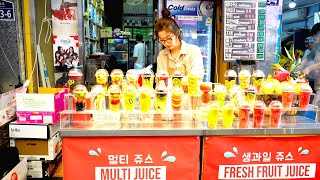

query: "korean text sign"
left=202, top=136, right=320, bottom=180
left=63, top=136, right=200, bottom=180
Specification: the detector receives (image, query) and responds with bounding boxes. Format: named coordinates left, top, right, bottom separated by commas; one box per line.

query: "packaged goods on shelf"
left=1, top=158, right=27, bottom=180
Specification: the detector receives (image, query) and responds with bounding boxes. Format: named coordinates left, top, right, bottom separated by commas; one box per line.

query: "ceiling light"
left=289, top=0, right=296, bottom=9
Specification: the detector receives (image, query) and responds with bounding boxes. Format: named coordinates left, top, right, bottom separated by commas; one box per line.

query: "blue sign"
left=0, top=0, right=15, bottom=21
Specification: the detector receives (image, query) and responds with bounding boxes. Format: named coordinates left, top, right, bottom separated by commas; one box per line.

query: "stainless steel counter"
left=60, top=116, right=320, bottom=137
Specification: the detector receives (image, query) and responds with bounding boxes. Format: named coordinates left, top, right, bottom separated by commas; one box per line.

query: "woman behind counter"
left=155, top=8, right=204, bottom=80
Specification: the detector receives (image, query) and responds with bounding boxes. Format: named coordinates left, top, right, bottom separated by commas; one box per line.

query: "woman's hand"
left=302, top=67, right=311, bottom=75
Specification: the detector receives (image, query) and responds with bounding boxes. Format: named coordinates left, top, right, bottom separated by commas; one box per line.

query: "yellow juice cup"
left=245, top=85, right=257, bottom=109
left=108, top=85, right=121, bottom=112
left=224, top=69, right=237, bottom=93
left=142, top=69, right=155, bottom=88
left=110, top=69, right=124, bottom=88
left=214, top=84, right=227, bottom=107
left=239, top=70, right=251, bottom=90
left=188, top=73, right=199, bottom=96
left=222, top=101, right=235, bottom=128
left=123, top=85, right=137, bottom=112
left=126, top=69, right=139, bottom=87
left=208, top=101, right=220, bottom=128
left=139, top=87, right=152, bottom=113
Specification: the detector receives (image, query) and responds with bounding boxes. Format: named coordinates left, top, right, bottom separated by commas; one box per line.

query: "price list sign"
left=223, top=0, right=266, bottom=61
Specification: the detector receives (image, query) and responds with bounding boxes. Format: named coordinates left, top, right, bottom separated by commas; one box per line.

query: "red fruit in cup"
left=201, top=92, right=211, bottom=103
left=200, top=82, right=212, bottom=92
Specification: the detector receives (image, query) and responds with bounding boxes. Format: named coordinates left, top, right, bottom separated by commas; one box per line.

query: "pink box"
left=16, top=88, right=68, bottom=124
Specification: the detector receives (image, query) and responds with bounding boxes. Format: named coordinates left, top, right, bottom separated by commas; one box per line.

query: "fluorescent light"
left=289, top=0, right=296, bottom=9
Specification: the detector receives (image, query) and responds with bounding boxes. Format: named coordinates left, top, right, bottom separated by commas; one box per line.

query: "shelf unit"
left=83, top=0, right=104, bottom=58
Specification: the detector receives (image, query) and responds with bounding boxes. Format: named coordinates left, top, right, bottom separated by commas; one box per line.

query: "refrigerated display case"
left=164, top=0, right=214, bottom=82
left=105, top=38, right=130, bottom=73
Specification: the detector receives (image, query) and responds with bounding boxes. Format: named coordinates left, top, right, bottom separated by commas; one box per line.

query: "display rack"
left=83, top=0, right=104, bottom=58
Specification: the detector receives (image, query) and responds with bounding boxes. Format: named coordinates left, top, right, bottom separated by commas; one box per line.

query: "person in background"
left=301, top=23, right=320, bottom=93
left=132, top=34, right=146, bottom=70
left=154, top=8, right=204, bottom=79
left=302, top=36, right=315, bottom=91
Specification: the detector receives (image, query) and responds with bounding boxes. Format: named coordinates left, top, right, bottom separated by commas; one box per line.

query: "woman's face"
left=158, top=30, right=179, bottom=50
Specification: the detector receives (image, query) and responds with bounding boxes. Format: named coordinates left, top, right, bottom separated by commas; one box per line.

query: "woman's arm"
left=302, top=61, right=320, bottom=75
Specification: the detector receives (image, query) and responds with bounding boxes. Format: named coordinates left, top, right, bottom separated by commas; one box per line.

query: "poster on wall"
left=52, top=35, right=79, bottom=88
left=51, top=0, right=78, bottom=35
left=51, top=0, right=79, bottom=87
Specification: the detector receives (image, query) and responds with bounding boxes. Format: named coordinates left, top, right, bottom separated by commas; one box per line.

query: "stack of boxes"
left=8, top=88, right=67, bottom=179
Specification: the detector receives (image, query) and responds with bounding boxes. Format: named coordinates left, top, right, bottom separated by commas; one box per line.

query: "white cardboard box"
left=9, top=120, right=60, bottom=139
left=10, top=132, right=62, bottom=161
left=2, top=158, right=27, bottom=180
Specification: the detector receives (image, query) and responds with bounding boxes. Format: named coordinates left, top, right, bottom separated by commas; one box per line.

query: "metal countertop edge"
left=59, top=128, right=320, bottom=137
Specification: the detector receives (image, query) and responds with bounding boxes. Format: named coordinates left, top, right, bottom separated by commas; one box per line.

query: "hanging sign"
left=0, top=0, right=15, bottom=21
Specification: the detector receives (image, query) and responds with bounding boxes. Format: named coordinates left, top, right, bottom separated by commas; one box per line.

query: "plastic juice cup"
left=108, top=85, right=121, bottom=112
left=245, top=85, right=257, bottom=108
left=72, top=85, right=88, bottom=111
left=126, top=69, right=139, bottom=87
left=252, top=70, right=265, bottom=94
left=188, top=73, right=199, bottom=96
left=253, top=101, right=266, bottom=128
left=155, top=84, right=168, bottom=112
left=207, top=101, right=220, bottom=128
left=239, top=70, right=251, bottom=90
left=224, top=69, right=237, bottom=92
left=140, top=87, right=152, bottom=112
left=90, top=85, right=106, bottom=111
left=156, top=70, right=169, bottom=87
left=68, top=68, right=83, bottom=91
left=171, top=87, right=184, bottom=111
left=110, top=69, right=124, bottom=88
left=222, top=101, right=235, bottom=128
left=238, top=102, right=251, bottom=128
left=269, top=101, right=283, bottom=128
left=123, top=85, right=137, bottom=112
left=214, top=84, right=227, bottom=107
left=95, top=69, right=109, bottom=87
left=142, top=70, right=155, bottom=88
left=299, top=86, right=312, bottom=109
left=282, top=87, right=294, bottom=109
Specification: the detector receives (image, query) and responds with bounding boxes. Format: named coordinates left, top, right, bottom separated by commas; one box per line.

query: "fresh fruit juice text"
left=224, top=69, right=237, bottom=93
left=188, top=73, right=199, bottom=96
left=172, top=70, right=183, bottom=87
left=108, top=85, right=121, bottom=113
left=214, top=84, right=227, bottom=107
left=244, top=85, right=257, bottom=109
left=238, top=101, right=251, bottom=128
left=252, top=70, right=265, bottom=94
left=110, top=69, right=124, bottom=88
left=207, top=101, right=220, bottom=128
left=171, top=87, right=184, bottom=111
left=68, top=68, right=83, bottom=91
left=139, top=87, right=152, bottom=113
left=253, top=101, right=266, bottom=128
left=222, top=101, right=235, bottom=128
left=269, top=100, right=283, bottom=128
left=142, top=69, right=155, bottom=88
left=200, top=82, right=212, bottom=104
left=95, top=69, right=109, bottom=90
left=125, top=69, right=139, bottom=88
left=238, top=70, right=251, bottom=90
left=72, top=85, right=88, bottom=111
left=155, top=83, right=168, bottom=112
left=156, top=70, right=169, bottom=88
left=90, top=85, right=106, bottom=111
left=123, top=84, right=137, bottom=112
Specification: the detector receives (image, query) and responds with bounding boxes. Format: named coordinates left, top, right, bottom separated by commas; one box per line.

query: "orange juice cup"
left=171, top=87, right=184, bottom=111
left=282, top=87, right=294, bottom=109
left=253, top=101, right=266, bottom=128
left=238, top=101, right=251, bottom=128
left=269, top=101, right=283, bottom=128
left=299, top=87, right=312, bottom=109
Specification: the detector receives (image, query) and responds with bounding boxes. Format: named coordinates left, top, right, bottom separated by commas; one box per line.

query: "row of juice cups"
left=208, top=100, right=290, bottom=129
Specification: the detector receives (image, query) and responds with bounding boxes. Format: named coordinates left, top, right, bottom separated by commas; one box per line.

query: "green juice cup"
left=142, top=69, right=155, bottom=88
left=155, top=83, right=168, bottom=112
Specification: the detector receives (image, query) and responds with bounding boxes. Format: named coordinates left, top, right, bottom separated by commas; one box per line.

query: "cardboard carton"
left=2, top=158, right=27, bottom=180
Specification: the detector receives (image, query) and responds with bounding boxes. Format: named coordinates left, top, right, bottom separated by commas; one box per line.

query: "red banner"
left=63, top=136, right=200, bottom=180
left=202, top=136, right=320, bottom=180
